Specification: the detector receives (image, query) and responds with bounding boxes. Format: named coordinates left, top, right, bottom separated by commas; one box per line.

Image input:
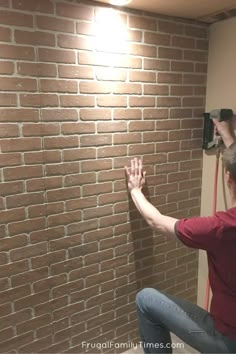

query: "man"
left=125, top=118, right=236, bottom=353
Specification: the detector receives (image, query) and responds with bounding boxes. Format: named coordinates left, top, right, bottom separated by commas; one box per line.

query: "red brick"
left=0, top=0, right=9, bottom=8
left=1, top=137, right=41, bottom=152
left=182, top=97, right=205, bottom=107
left=17, top=62, right=56, bottom=77
left=82, top=182, right=112, bottom=197
left=24, top=150, right=61, bottom=165
left=156, top=141, right=180, bottom=152
left=4, top=165, right=43, bottom=181
left=40, top=79, right=77, bottom=93
left=0, top=109, right=39, bottom=122
left=12, top=268, right=49, bottom=288
left=114, top=132, right=141, bottom=145
left=159, top=47, right=182, bottom=59
left=144, top=84, right=169, bottom=95
left=44, top=136, right=78, bottom=149
left=46, top=162, right=79, bottom=176
left=80, top=108, right=111, bottom=121
left=58, top=34, right=94, bottom=50
left=95, top=67, right=127, bottom=81
left=129, top=143, right=155, bottom=155
left=129, top=71, right=156, bottom=83
left=41, top=109, right=78, bottom=122
left=0, top=61, right=14, bottom=74
left=143, top=108, right=168, bottom=119
left=48, top=210, right=81, bottom=227
left=129, top=15, right=157, bottom=31
left=79, top=81, right=112, bottom=94
left=97, top=122, right=127, bottom=133
left=145, top=32, right=170, bottom=45
left=159, top=20, right=183, bottom=34
left=20, top=94, right=59, bottom=107
left=170, top=85, right=193, bottom=96
left=97, top=95, right=127, bottom=107
left=56, top=3, right=93, bottom=20
left=171, top=61, right=194, bottom=72
left=172, top=36, right=195, bottom=48
left=195, top=63, right=208, bottom=73
left=183, top=74, right=206, bottom=85
left=0, top=10, right=33, bottom=27
left=143, top=132, right=168, bottom=142
left=114, top=109, right=142, bottom=120
left=23, top=123, right=60, bottom=137
left=0, top=208, right=25, bottom=224
left=79, top=52, right=142, bottom=69
left=0, top=332, right=35, bottom=353
left=12, top=0, right=53, bottom=13
left=113, top=83, right=142, bottom=95
left=10, top=241, right=47, bottom=261
left=170, top=108, right=192, bottom=118
left=38, top=48, right=76, bottom=63
left=98, top=146, right=127, bottom=158
left=47, top=187, right=80, bottom=202
left=76, top=21, right=95, bottom=35
left=63, top=148, right=96, bottom=162
left=156, top=97, right=181, bottom=107
left=158, top=72, right=182, bottom=84
left=36, top=15, right=74, bottom=33
left=0, top=77, right=37, bottom=91
left=0, top=26, right=11, bottom=41
left=129, top=43, right=157, bottom=57
left=58, top=65, right=94, bottom=79
left=0, top=44, right=35, bottom=60
left=26, top=176, right=62, bottom=192
left=15, top=30, right=55, bottom=46
left=98, top=191, right=127, bottom=206
left=0, top=93, right=17, bottom=107
left=80, top=134, right=112, bottom=147
left=31, top=250, right=66, bottom=270
left=184, top=50, right=208, bottom=62
left=60, top=95, right=95, bottom=107
left=129, top=97, right=155, bottom=107
left=0, top=181, right=23, bottom=196
left=185, top=25, right=208, bottom=38
left=28, top=203, right=64, bottom=218
left=6, top=192, right=44, bottom=209
left=0, top=123, right=19, bottom=137
left=144, top=58, right=170, bottom=71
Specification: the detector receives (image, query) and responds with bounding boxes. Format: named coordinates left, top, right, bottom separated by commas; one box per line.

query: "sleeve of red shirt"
left=175, top=214, right=225, bottom=252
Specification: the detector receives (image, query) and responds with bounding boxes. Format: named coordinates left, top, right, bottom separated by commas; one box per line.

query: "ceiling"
left=96, top=0, right=236, bottom=23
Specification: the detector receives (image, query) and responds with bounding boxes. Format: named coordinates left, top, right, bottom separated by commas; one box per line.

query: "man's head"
left=223, top=142, right=236, bottom=185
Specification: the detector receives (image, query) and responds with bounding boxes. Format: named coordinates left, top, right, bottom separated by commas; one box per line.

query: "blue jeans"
left=136, top=288, right=236, bottom=353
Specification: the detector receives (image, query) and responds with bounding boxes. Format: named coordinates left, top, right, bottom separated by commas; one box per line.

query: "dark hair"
left=222, top=142, right=236, bottom=182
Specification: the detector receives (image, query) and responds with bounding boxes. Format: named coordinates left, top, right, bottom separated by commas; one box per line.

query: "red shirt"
left=175, top=207, right=236, bottom=341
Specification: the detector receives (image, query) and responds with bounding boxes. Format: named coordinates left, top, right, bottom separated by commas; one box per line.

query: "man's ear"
left=225, top=170, right=233, bottom=186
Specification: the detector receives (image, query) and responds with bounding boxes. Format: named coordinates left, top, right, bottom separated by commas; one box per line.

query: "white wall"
left=198, top=17, right=236, bottom=307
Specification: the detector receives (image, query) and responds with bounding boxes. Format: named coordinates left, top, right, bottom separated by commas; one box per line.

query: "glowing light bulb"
left=110, top=0, right=132, bottom=6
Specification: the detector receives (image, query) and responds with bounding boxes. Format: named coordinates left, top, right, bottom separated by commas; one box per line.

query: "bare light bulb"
left=110, top=0, right=132, bottom=6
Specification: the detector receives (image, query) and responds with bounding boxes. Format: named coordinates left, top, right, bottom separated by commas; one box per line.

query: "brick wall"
left=0, top=0, right=208, bottom=352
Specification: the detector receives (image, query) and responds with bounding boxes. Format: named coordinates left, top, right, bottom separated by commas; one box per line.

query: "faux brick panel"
left=0, top=0, right=207, bottom=352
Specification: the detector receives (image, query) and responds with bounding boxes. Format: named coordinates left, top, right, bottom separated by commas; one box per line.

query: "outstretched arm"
left=125, top=158, right=178, bottom=238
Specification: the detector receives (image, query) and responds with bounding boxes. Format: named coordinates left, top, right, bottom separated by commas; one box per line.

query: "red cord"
left=204, top=149, right=220, bottom=311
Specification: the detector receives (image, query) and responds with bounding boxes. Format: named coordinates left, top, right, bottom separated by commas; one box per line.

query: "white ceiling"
left=96, top=0, right=236, bottom=22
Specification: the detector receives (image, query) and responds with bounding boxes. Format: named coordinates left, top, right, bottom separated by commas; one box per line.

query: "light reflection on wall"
left=95, top=8, right=129, bottom=55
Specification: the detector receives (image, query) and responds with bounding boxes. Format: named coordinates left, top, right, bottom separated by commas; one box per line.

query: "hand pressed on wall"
left=125, top=158, right=146, bottom=193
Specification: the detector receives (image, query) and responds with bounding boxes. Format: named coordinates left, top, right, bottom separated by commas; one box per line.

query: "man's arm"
left=125, top=158, right=178, bottom=238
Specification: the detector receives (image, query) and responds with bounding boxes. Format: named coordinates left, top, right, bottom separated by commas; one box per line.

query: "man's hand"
left=125, top=158, right=146, bottom=193
left=213, top=118, right=236, bottom=148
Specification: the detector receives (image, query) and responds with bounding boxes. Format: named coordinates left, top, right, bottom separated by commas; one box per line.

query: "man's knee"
left=136, top=287, right=158, bottom=311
